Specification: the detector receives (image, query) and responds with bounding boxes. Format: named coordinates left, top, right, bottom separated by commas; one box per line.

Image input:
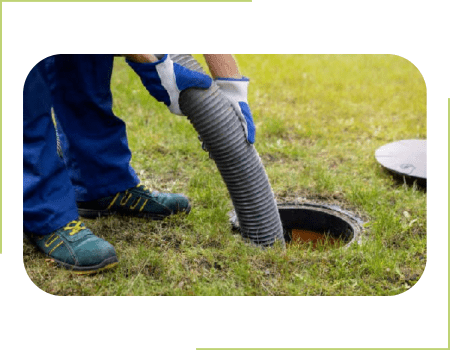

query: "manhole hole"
left=230, top=202, right=364, bottom=249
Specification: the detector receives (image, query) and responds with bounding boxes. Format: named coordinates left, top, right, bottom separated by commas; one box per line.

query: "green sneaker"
left=77, top=184, right=191, bottom=220
left=24, top=220, right=118, bottom=274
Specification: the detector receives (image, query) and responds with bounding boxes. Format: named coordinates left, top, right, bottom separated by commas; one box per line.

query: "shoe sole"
left=52, top=255, right=119, bottom=275
left=72, top=261, right=119, bottom=275
left=78, top=204, right=191, bottom=220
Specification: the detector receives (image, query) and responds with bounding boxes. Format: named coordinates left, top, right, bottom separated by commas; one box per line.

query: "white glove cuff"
left=215, top=78, right=249, bottom=104
left=155, top=55, right=182, bottom=115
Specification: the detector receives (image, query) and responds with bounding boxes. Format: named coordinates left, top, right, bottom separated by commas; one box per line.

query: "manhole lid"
left=375, top=139, right=426, bottom=181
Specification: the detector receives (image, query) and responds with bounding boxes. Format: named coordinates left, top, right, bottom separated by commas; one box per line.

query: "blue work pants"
left=23, top=55, right=139, bottom=234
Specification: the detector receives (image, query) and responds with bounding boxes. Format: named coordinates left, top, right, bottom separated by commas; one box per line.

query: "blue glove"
left=215, top=77, right=256, bottom=144
left=127, top=54, right=212, bottom=116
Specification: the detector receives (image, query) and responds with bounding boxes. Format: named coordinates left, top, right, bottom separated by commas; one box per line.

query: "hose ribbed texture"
left=170, top=54, right=285, bottom=247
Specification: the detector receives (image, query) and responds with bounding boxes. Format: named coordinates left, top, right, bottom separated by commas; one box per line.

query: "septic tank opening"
left=230, top=201, right=364, bottom=249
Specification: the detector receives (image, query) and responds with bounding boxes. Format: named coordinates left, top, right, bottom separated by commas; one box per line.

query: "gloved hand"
left=127, top=54, right=212, bottom=116
left=215, top=77, right=256, bottom=144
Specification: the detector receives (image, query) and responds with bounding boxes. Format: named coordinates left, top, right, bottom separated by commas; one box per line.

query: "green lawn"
left=23, top=55, right=426, bottom=295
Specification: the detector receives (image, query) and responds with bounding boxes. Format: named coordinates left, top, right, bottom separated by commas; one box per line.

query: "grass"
left=23, top=55, right=426, bottom=296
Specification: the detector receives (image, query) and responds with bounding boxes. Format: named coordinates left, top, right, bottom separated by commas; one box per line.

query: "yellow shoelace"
left=63, top=220, right=85, bottom=236
left=106, top=185, right=155, bottom=211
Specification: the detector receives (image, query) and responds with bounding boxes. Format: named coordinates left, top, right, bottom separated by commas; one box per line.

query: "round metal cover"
left=375, top=140, right=426, bottom=182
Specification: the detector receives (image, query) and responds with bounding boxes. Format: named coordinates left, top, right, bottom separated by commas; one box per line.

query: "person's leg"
left=23, top=59, right=118, bottom=273
left=23, top=59, right=79, bottom=234
left=46, top=54, right=140, bottom=202
left=48, top=54, right=190, bottom=219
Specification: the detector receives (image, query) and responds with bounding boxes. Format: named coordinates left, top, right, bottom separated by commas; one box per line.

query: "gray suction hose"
left=169, top=54, right=285, bottom=247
